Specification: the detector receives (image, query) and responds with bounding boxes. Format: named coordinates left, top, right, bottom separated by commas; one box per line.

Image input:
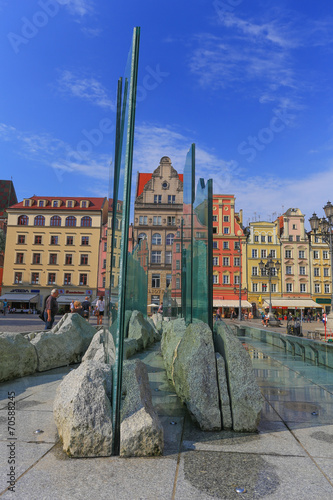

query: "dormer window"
left=66, top=200, right=75, bottom=208
left=38, top=200, right=44, bottom=207
left=80, top=200, right=89, bottom=208
left=53, top=200, right=59, bottom=207
left=23, top=199, right=31, bottom=207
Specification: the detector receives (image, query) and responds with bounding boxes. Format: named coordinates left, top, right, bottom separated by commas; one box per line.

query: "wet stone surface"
left=183, top=450, right=279, bottom=499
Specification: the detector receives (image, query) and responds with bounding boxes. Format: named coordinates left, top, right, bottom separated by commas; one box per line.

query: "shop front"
left=0, top=290, right=40, bottom=313
left=213, top=299, right=253, bottom=319
left=262, top=299, right=322, bottom=321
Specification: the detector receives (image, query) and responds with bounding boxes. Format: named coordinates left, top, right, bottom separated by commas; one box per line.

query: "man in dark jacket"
left=44, top=289, right=59, bottom=330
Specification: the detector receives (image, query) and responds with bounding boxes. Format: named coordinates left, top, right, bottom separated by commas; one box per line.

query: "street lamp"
left=258, top=253, right=281, bottom=321
left=309, top=204, right=333, bottom=321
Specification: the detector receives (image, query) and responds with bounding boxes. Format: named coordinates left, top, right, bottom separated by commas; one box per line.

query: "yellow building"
left=245, top=220, right=281, bottom=316
left=2, top=196, right=107, bottom=311
left=308, top=229, right=332, bottom=313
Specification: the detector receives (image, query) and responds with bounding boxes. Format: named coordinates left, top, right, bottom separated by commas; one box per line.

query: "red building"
left=212, top=194, right=249, bottom=317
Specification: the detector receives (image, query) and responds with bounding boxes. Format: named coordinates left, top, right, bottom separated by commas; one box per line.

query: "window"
left=151, top=251, right=161, bottom=263
left=139, top=216, right=147, bottom=225
left=224, top=227, right=229, bottom=234
left=152, top=216, right=161, bottom=226
left=223, top=216, right=229, bottom=222
left=292, top=224, right=297, bottom=230
left=213, top=241, right=218, bottom=249
left=165, top=251, right=172, bottom=264
left=66, top=236, right=74, bottom=245
left=152, top=233, right=162, bottom=245
left=299, top=266, right=305, bottom=275
left=31, top=272, right=39, bottom=284
left=314, top=268, right=320, bottom=277
left=324, top=268, right=329, bottom=277
left=261, top=235, right=265, bottom=242
left=252, top=249, right=258, bottom=258
left=102, top=277, right=106, bottom=288
left=102, top=259, right=106, bottom=269
left=213, top=275, right=218, bottom=284
left=67, top=200, right=73, bottom=207
left=33, top=215, right=45, bottom=226
left=314, top=283, right=320, bottom=293
left=18, top=235, right=25, bottom=244
left=49, top=254, right=57, bottom=265
left=254, top=235, right=259, bottom=242
left=167, top=216, right=175, bottom=226
left=223, top=241, right=229, bottom=249
left=262, top=283, right=267, bottom=292
left=325, top=284, right=330, bottom=293
left=53, top=200, right=59, bottom=207
left=32, top=253, right=40, bottom=264
left=271, top=267, right=278, bottom=276
left=176, top=260, right=180, bottom=270
left=66, top=216, right=76, bottom=227
left=65, top=254, right=72, bottom=265
left=166, top=274, right=172, bottom=287
left=212, top=215, right=217, bottom=222
left=298, top=250, right=305, bottom=259
left=286, top=266, right=292, bottom=275
left=261, top=249, right=267, bottom=258
left=213, top=257, right=218, bottom=266
left=112, top=255, right=116, bottom=267
left=48, top=273, right=56, bottom=285
left=252, top=267, right=258, bottom=276
left=223, top=257, right=229, bottom=266
left=176, top=243, right=180, bottom=253
left=168, top=195, right=175, bottom=204
left=166, top=233, right=174, bottom=246
left=16, top=253, right=24, bottom=264
left=104, top=242, right=107, bottom=252
left=234, top=241, right=240, bottom=250
left=79, top=274, right=87, bottom=286
left=268, top=236, right=272, bottom=243
left=286, top=283, right=293, bottom=292
left=176, top=277, right=180, bottom=289
left=24, top=200, right=30, bottom=207
left=81, top=254, right=88, bottom=265
left=252, top=283, right=258, bottom=292
left=271, top=283, right=276, bottom=293
left=323, top=251, right=329, bottom=259
left=34, top=235, right=42, bottom=244
left=81, top=236, right=89, bottom=246
left=261, top=268, right=267, bottom=277
left=234, top=275, right=240, bottom=285
left=81, top=201, right=87, bottom=208
left=315, top=236, right=320, bottom=243
left=64, top=273, right=71, bottom=285
left=300, top=283, right=306, bottom=293
left=50, top=216, right=61, bottom=226
left=213, top=227, right=217, bottom=234
left=289, top=235, right=293, bottom=242
left=50, top=235, right=58, bottom=245
left=80, top=216, right=92, bottom=228
left=154, top=195, right=161, bottom=204
left=151, top=274, right=160, bottom=288
left=285, top=250, right=292, bottom=258
left=223, top=275, right=229, bottom=284
left=18, top=215, right=28, bottom=226
left=296, top=235, right=300, bottom=242
left=14, top=272, right=22, bottom=284
left=270, top=250, right=276, bottom=258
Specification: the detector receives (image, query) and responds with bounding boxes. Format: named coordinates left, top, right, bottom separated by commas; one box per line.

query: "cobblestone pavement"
left=0, top=314, right=98, bottom=333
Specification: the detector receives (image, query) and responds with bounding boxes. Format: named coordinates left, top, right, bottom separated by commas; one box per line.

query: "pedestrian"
left=72, top=301, right=84, bottom=317
left=3, top=299, right=7, bottom=316
left=95, top=295, right=105, bottom=325
left=44, top=289, right=59, bottom=330
left=82, top=296, right=91, bottom=321
left=70, top=300, right=75, bottom=313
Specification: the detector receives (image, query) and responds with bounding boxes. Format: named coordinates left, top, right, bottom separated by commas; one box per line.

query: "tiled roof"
left=0, top=180, right=17, bottom=217
left=8, top=196, right=106, bottom=211
left=136, top=173, right=183, bottom=197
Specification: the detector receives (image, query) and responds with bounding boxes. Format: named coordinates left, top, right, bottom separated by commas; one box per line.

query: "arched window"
left=34, top=215, right=45, bottom=226
left=81, top=216, right=92, bottom=227
left=138, top=233, right=147, bottom=242
left=18, top=215, right=29, bottom=226
left=166, top=233, right=174, bottom=245
left=50, top=215, right=61, bottom=227
left=65, top=216, right=76, bottom=227
left=152, top=233, right=162, bottom=245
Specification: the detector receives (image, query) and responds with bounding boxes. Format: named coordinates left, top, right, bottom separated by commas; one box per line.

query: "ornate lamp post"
left=258, top=253, right=281, bottom=321
left=309, top=202, right=333, bottom=322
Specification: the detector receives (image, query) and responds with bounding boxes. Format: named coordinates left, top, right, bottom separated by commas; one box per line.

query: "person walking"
left=44, top=289, right=59, bottom=330
left=95, top=295, right=105, bottom=325
left=70, top=300, right=75, bottom=313
left=82, top=296, right=91, bottom=321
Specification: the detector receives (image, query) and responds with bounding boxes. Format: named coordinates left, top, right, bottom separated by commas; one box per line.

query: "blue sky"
left=1, top=0, right=333, bottom=227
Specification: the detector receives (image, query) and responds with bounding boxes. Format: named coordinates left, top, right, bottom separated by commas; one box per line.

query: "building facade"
left=2, top=196, right=107, bottom=311
left=133, top=156, right=183, bottom=307
left=308, top=228, right=332, bottom=313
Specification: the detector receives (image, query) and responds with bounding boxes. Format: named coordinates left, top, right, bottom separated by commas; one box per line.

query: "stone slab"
left=288, top=423, right=333, bottom=458
left=0, top=409, right=58, bottom=443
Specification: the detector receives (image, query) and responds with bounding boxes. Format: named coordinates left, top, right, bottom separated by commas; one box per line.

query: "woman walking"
left=95, top=295, right=105, bottom=325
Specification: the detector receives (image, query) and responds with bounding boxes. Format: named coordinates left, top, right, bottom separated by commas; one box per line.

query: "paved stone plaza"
left=0, top=318, right=333, bottom=498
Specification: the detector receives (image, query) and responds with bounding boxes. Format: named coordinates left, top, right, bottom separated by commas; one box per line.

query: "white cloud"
left=65, top=0, right=94, bottom=17
left=56, top=70, right=116, bottom=110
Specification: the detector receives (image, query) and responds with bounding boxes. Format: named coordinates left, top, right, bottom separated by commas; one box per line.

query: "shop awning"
left=213, top=300, right=252, bottom=308
left=263, top=299, right=322, bottom=309
left=57, top=295, right=88, bottom=304
left=0, top=293, right=39, bottom=303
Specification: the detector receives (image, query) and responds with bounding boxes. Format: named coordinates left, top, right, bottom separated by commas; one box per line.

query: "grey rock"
left=215, top=323, right=263, bottom=432
left=0, top=332, right=38, bottom=382
left=124, top=338, right=139, bottom=359
left=160, top=318, right=186, bottom=383
left=52, top=313, right=70, bottom=332
left=173, top=321, right=221, bottom=431
left=53, top=360, right=112, bottom=457
left=127, top=310, right=155, bottom=350
left=31, top=313, right=96, bottom=371
left=82, top=328, right=115, bottom=365
left=215, top=352, right=232, bottom=429
left=120, top=360, right=163, bottom=457
left=147, top=317, right=161, bottom=341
